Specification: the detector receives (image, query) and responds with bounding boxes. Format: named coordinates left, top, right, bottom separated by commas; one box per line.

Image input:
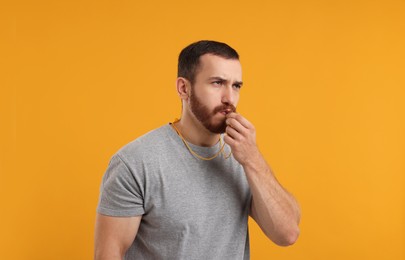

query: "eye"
left=233, top=84, right=242, bottom=89
left=212, top=80, right=223, bottom=86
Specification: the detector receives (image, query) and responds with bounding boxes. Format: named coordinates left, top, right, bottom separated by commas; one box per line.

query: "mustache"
left=213, top=104, right=237, bottom=114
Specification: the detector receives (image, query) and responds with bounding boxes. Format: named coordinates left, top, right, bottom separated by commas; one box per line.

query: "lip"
left=220, top=109, right=232, bottom=115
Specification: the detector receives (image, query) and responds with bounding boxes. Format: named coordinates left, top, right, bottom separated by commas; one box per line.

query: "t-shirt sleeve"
left=97, top=154, right=145, bottom=217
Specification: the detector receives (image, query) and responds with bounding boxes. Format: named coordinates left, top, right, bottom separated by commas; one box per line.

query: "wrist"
left=242, top=150, right=266, bottom=172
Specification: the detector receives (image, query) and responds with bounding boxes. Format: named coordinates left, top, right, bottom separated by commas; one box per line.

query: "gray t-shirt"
left=97, top=124, right=252, bottom=260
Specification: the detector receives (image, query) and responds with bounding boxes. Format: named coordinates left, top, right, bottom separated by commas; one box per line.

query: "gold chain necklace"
left=170, top=119, right=232, bottom=160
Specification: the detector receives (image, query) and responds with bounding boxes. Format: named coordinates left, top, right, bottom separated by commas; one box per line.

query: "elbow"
left=283, top=226, right=300, bottom=246
left=270, top=225, right=300, bottom=247
left=280, top=225, right=300, bottom=246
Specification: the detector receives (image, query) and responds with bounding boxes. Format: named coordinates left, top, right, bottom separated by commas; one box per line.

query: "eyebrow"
left=208, top=76, right=243, bottom=86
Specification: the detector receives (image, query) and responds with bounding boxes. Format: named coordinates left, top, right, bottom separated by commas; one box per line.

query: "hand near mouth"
left=224, top=112, right=301, bottom=246
left=224, top=112, right=261, bottom=166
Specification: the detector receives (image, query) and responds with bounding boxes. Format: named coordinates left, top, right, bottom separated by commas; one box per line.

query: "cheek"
left=234, top=93, right=240, bottom=105
left=204, top=89, right=222, bottom=106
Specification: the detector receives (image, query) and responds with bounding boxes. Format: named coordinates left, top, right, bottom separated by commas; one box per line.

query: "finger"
left=226, top=117, right=246, bottom=134
left=226, top=112, right=252, bottom=129
left=223, top=134, right=236, bottom=146
left=226, top=125, right=242, bottom=140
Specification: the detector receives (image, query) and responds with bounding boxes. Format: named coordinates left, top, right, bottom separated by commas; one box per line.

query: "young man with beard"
left=94, top=40, right=301, bottom=260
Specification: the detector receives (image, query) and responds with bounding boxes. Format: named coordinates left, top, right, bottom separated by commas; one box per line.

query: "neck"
left=173, top=114, right=220, bottom=147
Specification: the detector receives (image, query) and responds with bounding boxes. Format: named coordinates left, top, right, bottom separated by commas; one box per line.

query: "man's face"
left=188, top=54, right=242, bottom=134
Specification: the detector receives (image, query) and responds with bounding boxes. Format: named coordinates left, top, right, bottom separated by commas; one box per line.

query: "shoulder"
left=114, top=124, right=172, bottom=164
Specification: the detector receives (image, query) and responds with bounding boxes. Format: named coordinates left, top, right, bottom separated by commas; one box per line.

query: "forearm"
left=223, top=112, right=300, bottom=245
left=244, top=153, right=301, bottom=246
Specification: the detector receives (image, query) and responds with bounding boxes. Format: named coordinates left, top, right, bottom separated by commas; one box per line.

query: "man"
left=95, top=40, right=301, bottom=260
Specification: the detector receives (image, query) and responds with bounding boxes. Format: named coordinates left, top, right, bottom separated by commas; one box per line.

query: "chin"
left=205, top=122, right=227, bottom=134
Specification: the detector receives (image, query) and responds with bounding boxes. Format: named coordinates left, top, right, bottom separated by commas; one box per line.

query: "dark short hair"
left=178, top=40, right=239, bottom=84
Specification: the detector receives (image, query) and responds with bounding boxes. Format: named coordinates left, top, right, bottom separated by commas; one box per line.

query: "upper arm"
left=249, top=196, right=259, bottom=223
left=94, top=213, right=142, bottom=260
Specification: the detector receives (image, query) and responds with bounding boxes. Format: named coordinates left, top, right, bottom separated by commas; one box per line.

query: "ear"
left=176, top=77, right=190, bottom=100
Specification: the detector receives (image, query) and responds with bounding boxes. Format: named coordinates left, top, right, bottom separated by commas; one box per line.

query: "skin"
left=176, top=54, right=301, bottom=245
left=175, top=54, right=242, bottom=146
left=224, top=113, right=301, bottom=245
left=94, top=53, right=301, bottom=259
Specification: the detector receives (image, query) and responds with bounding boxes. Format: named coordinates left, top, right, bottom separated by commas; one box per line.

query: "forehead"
left=196, top=54, right=242, bottom=80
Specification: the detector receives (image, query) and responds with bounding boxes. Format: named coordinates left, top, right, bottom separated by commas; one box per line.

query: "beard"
left=189, top=87, right=236, bottom=134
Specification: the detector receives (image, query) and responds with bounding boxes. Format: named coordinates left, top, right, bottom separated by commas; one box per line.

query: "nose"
left=221, top=85, right=235, bottom=105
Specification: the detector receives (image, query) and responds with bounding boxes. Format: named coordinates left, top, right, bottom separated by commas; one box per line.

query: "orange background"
left=1, top=0, right=404, bottom=259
